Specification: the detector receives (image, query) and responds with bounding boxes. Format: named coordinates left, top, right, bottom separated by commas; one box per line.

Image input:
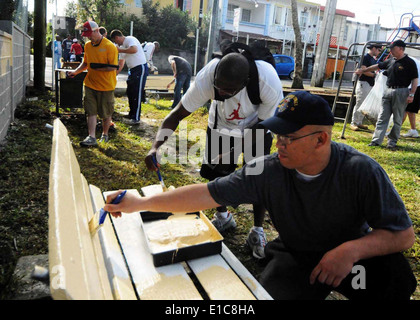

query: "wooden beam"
left=104, top=190, right=202, bottom=300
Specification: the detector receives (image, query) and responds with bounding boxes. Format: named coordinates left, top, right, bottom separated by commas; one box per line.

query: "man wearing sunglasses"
left=145, top=51, right=284, bottom=260
left=107, top=91, right=416, bottom=300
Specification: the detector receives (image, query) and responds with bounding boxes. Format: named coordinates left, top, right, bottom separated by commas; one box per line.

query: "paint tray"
left=140, top=211, right=224, bottom=267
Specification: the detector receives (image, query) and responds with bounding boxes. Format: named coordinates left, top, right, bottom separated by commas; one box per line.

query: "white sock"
left=216, top=211, right=229, bottom=219
left=252, top=226, right=264, bottom=233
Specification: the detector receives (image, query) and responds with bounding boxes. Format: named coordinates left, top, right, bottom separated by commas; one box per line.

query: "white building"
left=217, top=0, right=397, bottom=57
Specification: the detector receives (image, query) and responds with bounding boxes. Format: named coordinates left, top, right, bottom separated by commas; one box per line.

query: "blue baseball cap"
left=260, top=91, right=334, bottom=135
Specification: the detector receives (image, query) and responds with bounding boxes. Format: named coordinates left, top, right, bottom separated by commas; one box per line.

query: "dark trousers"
left=171, top=73, right=191, bottom=109
left=259, top=238, right=417, bottom=300
left=127, top=64, right=148, bottom=121
left=200, top=126, right=273, bottom=181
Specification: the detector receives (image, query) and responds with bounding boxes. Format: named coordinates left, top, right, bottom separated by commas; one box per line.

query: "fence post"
left=10, top=65, right=14, bottom=122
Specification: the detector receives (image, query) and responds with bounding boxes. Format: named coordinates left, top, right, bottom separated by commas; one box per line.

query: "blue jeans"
left=54, top=54, right=61, bottom=70
left=171, top=73, right=191, bottom=108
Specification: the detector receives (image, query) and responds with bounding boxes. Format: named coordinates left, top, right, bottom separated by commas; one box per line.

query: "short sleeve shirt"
left=83, top=37, right=118, bottom=91
left=173, top=56, right=192, bottom=76
left=208, top=142, right=412, bottom=253
left=378, top=55, right=418, bottom=87
left=359, top=53, right=377, bottom=86
left=118, top=36, right=146, bottom=69
left=181, top=59, right=284, bottom=137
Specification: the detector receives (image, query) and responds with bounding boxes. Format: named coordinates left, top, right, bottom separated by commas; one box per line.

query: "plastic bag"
left=359, top=72, right=387, bottom=125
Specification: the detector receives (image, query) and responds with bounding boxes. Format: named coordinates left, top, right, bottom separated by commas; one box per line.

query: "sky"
left=311, top=0, right=420, bottom=28
left=28, top=0, right=74, bottom=20
left=28, top=0, right=420, bottom=28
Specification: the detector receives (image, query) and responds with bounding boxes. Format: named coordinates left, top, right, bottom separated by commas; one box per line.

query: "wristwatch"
left=409, top=93, right=415, bottom=97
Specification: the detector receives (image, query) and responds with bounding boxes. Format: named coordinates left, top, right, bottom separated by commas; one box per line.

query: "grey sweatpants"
left=371, top=87, right=409, bottom=146
left=351, top=81, right=373, bottom=126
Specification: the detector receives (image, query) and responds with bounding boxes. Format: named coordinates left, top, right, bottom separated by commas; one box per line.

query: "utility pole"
left=33, top=0, right=46, bottom=92
left=194, top=0, right=204, bottom=75
left=310, top=0, right=337, bottom=88
left=206, top=0, right=219, bottom=64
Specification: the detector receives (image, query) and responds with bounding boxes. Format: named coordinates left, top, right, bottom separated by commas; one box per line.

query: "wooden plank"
left=104, top=190, right=202, bottom=300
left=220, top=243, right=272, bottom=300
left=79, top=176, right=115, bottom=299
left=48, top=118, right=113, bottom=300
left=187, top=255, right=256, bottom=300
left=141, top=184, right=164, bottom=196
left=144, top=75, right=173, bottom=90
left=141, top=184, right=260, bottom=299
left=89, top=186, right=137, bottom=300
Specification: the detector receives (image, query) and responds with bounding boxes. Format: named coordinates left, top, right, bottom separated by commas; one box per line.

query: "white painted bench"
left=144, top=75, right=174, bottom=107
left=48, top=118, right=272, bottom=300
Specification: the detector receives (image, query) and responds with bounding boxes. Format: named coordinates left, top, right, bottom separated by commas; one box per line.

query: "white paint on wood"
left=104, top=190, right=202, bottom=300
left=220, top=243, right=273, bottom=300
left=187, top=255, right=256, bottom=300
left=89, top=185, right=137, bottom=300
left=48, top=119, right=113, bottom=300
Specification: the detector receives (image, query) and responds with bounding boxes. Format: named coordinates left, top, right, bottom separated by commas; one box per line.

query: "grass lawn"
left=0, top=92, right=418, bottom=299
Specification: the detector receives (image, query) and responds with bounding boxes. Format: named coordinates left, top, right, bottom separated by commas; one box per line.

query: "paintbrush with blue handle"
left=152, top=155, right=168, bottom=192
left=89, top=190, right=128, bottom=235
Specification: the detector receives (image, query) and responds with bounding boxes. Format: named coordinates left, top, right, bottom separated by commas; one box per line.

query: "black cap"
left=259, top=91, right=334, bottom=135
left=367, top=44, right=382, bottom=49
left=390, top=40, right=406, bottom=48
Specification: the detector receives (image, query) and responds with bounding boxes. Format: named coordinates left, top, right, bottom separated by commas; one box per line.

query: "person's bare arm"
left=406, top=78, right=418, bottom=104
left=355, top=64, right=379, bottom=75
left=310, top=227, right=415, bottom=287
left=67, top=61, right=88, bottom=77
left=167, top=61, right=177, bottom=88
left=104, top=184, right=220, bottom=217
left=145, top=102, right=192, bottom=171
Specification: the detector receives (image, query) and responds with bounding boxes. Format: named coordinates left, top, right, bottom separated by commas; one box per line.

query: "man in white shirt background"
left=143, top=41, right=160, bottom=73
left=110, top=30, right=148, bottom=125
left=145, top=50, right=284, bottom=259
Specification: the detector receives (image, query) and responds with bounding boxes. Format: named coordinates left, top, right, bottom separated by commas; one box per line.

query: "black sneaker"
left=368, top=142, right=380, bottom=147
left=80, top=136, right=97, bottom=147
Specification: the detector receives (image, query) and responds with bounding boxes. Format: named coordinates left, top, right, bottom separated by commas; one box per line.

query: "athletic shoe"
left=357, top=124, right=369, bottom=130
left=368, top=142, right=380, bottom=147
left=246, top=228, right=267, bottom=259
left=123, top=118, right=140, bottom=125
left=79, top=136, right=97, bottom=147
left=402, top=129, right=419, bottom=138
left=211, top=212, right=237, bottom=233
left=349, top=124, right=359, bottom=131
left=99, top=134, right=109, bottom=143
left=386, top=144, right=397, bottom=151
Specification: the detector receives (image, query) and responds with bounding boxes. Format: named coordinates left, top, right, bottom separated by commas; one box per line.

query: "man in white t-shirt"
left=145, top=52, right=284, bottom=259
left=110, top=30, right=148, bottom=125
left=143, top=41, right=160, bottom=72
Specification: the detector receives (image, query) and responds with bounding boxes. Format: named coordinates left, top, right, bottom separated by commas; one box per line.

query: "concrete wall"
left=152, top=47, right=206, bottom=75
left=0, top=21, right=31, bottom=143
left=0, top=30, right=13, bottom=144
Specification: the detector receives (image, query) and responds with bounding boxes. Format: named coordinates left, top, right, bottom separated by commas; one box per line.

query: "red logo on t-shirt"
left=227, top=103, right=245, bottom=121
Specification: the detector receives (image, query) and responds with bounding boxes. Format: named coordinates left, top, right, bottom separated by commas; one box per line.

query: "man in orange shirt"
left=68, top=21, right=118, bottom=146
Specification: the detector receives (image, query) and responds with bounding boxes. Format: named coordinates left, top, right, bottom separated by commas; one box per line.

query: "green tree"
left=76, top=0, right=123, bottom=26
left=0, top=0, right=16, bottom=20
left=290, top=0, right=304, bottom=89
left=68, top=0, right=196, bottom=50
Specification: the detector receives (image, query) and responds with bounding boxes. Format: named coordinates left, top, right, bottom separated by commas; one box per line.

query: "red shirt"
left=71, top=43, right=83, bottom=55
